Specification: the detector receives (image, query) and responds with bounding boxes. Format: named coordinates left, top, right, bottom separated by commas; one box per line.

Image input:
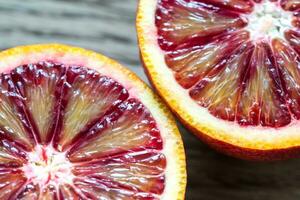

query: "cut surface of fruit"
left=0, top=44, right=186, bottom=199
left=137, top=0, right=300, bottom=160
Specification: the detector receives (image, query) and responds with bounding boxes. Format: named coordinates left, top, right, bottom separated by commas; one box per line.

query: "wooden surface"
left=1, top=0, right=300, bottom=199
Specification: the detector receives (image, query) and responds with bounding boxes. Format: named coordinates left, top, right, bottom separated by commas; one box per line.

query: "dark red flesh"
left=156, top=0, right=300, bottom=128
left=0, top=62, right=165, bottom=200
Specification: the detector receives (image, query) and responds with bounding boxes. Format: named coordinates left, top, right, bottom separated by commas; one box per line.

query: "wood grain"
left=1, top=0, right=300, bottom=199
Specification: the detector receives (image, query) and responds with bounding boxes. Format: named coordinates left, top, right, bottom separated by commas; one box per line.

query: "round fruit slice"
left=137, top=0, right=300, bottom=160
left=0, top=44, right=186, bottom=199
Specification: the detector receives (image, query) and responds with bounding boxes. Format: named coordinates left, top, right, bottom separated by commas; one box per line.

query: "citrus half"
left=0, top=44, right=186, bottom=199
left=137, top=0, right=300, bottom=160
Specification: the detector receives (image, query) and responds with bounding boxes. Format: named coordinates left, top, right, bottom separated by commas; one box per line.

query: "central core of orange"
left=247, top=0, right=292, bottom=40
left=22, top=145, right=73, bottom=186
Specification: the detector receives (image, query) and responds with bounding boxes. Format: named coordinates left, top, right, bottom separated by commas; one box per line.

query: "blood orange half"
left=137, top=0, right=300, bottom=160
left=0, top=44, right=186, bottom=199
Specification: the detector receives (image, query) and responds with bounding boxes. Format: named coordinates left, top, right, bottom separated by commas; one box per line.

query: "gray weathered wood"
left=1, top=0, right=300, bottom=199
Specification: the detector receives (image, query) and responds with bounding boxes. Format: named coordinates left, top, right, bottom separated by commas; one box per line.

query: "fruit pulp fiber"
left=156, top=0, right=300, bottom=128
left=0, top=62, right=165, bottom=199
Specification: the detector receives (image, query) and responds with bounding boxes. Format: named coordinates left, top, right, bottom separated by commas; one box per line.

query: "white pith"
left=22, top=145, right=74, bottom=186
left=0, top=44, right=186, bottom=199
left=246, top=0, right=293, bottom=40
left=137, top=0, right=300, bottom=151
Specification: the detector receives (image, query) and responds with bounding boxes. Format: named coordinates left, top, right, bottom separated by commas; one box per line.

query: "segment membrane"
left=72, top=151, right=166, bottom=195
left=12, top=62, right=65, bottom=144
left=237, top=42, right=291, bottom=127
left=156, top=0, right=247, bottom=50
left=0, top=75, right=35, bottom=150
left=190, top=41, right=253, bottom=121
left=56, top=66, right=128, bottom=150
left=273, top=38, right=300, bottom=119
left=68, top=99, right=162, bottom=162
left=166, top=31, right=250, bottom=88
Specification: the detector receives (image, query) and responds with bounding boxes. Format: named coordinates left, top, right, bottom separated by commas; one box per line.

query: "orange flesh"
left=0, top=62, right=165, bottom=200
left=156, top=0, right=300, bottom=128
